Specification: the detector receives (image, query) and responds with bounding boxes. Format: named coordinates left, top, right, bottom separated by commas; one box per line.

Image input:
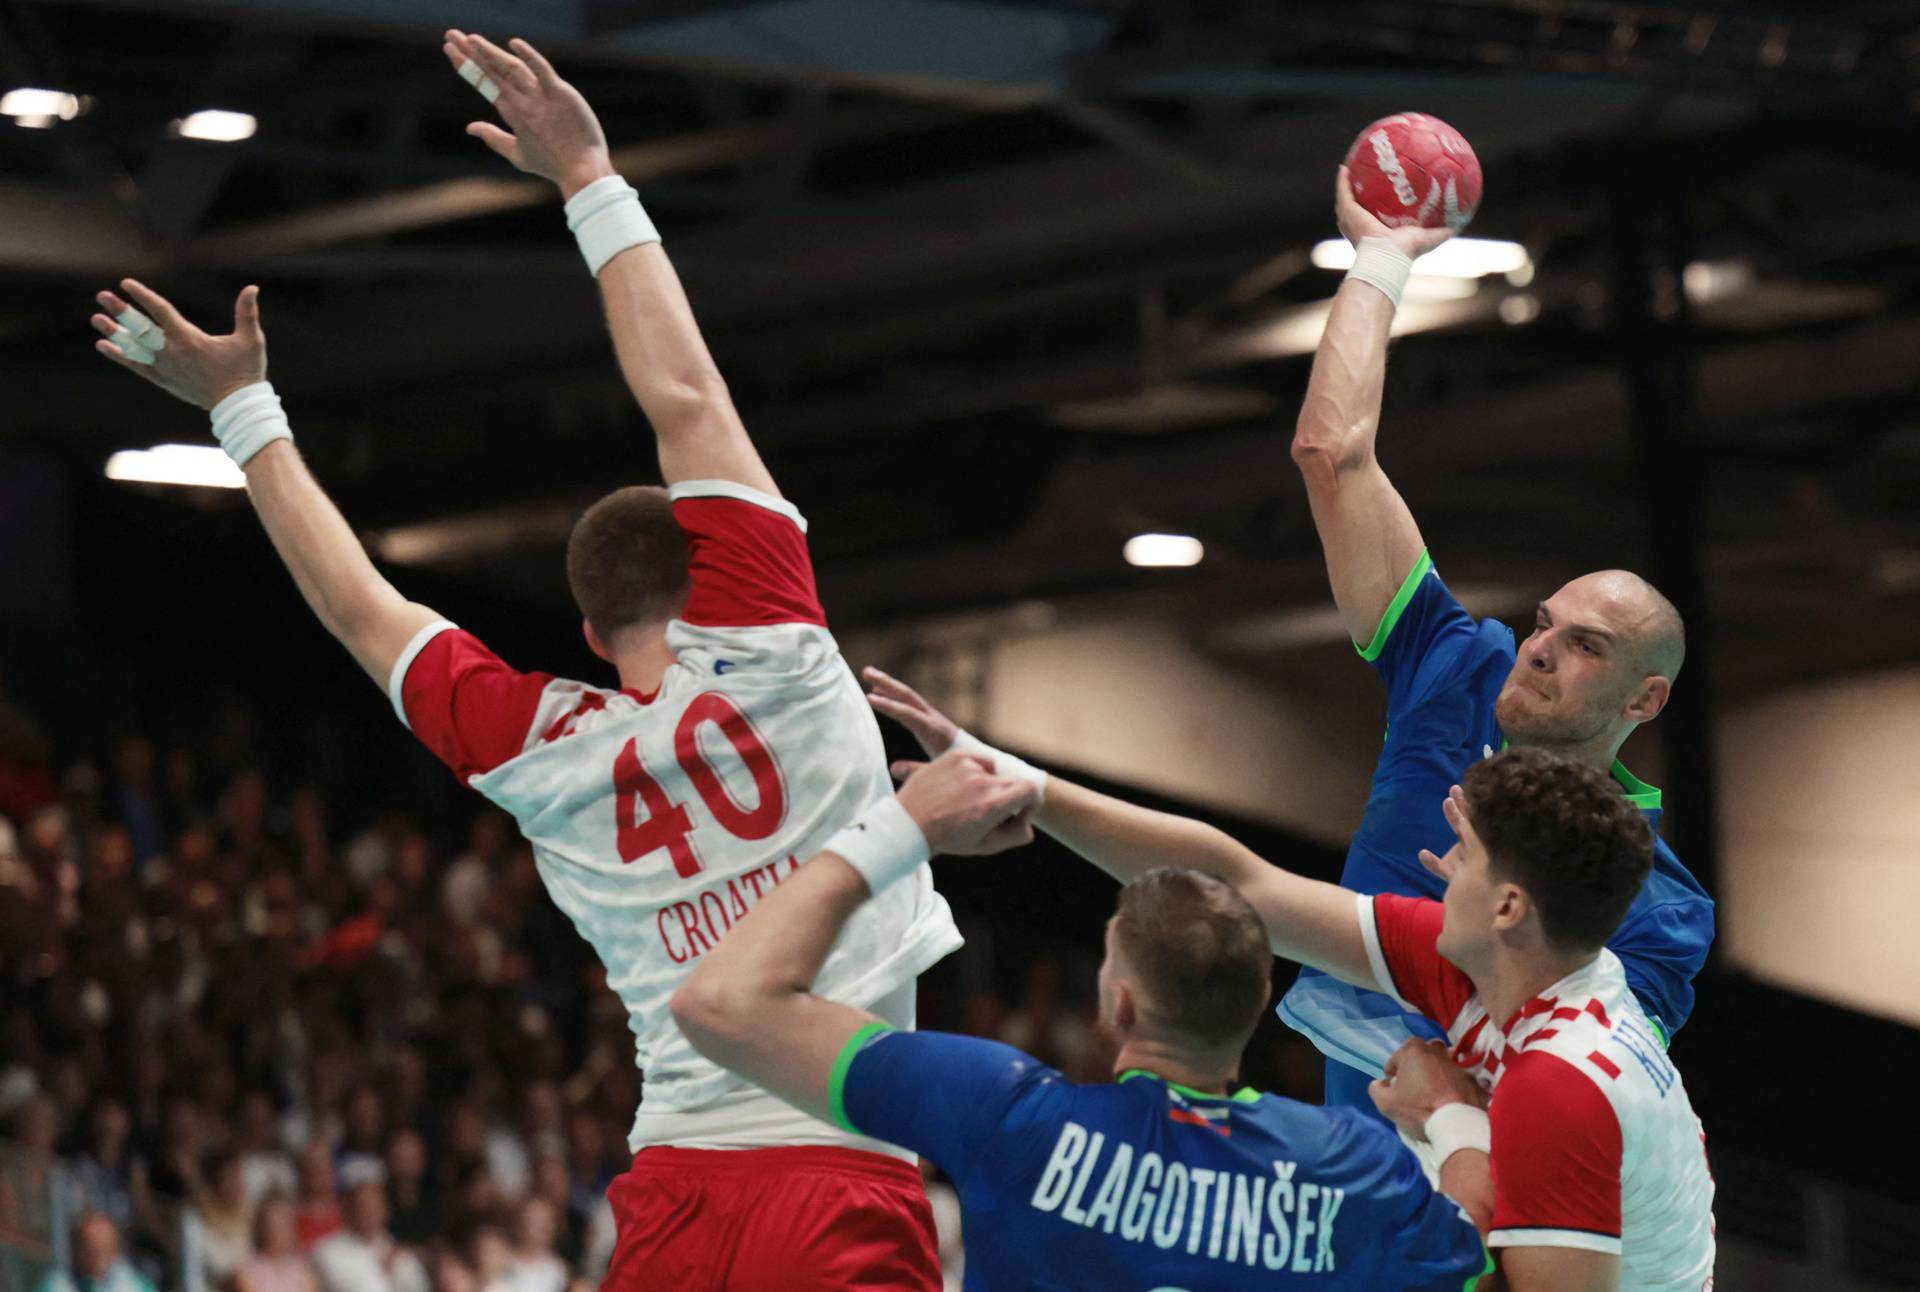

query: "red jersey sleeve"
left=669, top=480, right=825, bottom=629
left=1488, top=1050, right=1624, bottom=1254
left=390, top=623, right=555, bottom=784
left=1359, top=893, right=1477, bottom=1030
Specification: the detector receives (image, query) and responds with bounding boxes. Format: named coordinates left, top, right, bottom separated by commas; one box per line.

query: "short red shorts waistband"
left=630, top=1144, right=920, bottom=1186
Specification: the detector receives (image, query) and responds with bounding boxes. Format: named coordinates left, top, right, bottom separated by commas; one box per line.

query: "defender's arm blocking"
left=444, top=31, right=778, bottom=497
left=93, top=281, right=444, bottom=688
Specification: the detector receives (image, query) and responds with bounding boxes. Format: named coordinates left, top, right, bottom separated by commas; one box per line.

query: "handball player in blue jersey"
left=671, top=752, right=1488, bottom=1291
left=1265, top=167, right=1716, bottom=1104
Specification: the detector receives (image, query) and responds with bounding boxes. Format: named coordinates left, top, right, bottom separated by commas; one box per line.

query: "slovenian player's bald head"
left=1104, top=868, right=1272, bottom=1060
left=566, top=486, right=693, bottom=642
left=1496, top=568, right=1686, bottom=748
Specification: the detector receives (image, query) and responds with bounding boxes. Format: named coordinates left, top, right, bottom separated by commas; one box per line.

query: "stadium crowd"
left=0, top=682, right=1321, bottom=1291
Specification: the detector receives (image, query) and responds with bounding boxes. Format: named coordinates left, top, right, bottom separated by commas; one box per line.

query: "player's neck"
left=1110, top=1041, right=1235, bottom=1097
left=612, top=628, right=676, bottom=695
left=1478, top=944, right=1598, bottom=1031
left=1509, top=728, right=1624, bottom=777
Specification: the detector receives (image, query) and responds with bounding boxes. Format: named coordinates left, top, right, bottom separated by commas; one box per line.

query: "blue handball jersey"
left=1276, top=553, right=1716, bottom=1087
left=831, top=1024, right=1489, bottom=1292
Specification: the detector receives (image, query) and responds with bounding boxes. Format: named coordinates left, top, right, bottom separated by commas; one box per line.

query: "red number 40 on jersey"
left=611, top=692, right=786, bottom=878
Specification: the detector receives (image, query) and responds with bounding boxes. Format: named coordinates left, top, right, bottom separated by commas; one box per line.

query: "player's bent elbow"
left=668, top=977, right=755, bottom=1059
left=1289, top=429, right=1360, bottom=493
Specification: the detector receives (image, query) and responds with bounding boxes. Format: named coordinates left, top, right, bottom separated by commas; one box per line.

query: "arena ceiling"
left=4, top=0, right=1919, bottom=699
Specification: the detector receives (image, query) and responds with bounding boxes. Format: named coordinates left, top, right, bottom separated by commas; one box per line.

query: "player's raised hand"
left=895, top=750, right=1038, bottom=857
left=862, top=667, right=961, bottom=759
left=1417, top=784, right=1471, bottom=882
left=92, top=279, right=266, bottom=411
left=1334, top=164, right=1453, bottom=262
left=443, top=30, right=613, bottom=199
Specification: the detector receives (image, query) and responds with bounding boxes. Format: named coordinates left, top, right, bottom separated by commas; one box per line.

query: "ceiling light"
left=12, top=114, right=57, bottom=129
left=174, top=110, right=257, bottom=143
left=1125, top=533, right=1203, bottom=568
left=1, top=88, right=81, bottom=120
left=106, top=444, right=246, bottom=489
left=1311, top=237, right=1531, bottom=280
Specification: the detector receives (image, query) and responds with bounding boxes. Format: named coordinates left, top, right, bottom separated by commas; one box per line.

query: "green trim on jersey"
left=1356, top=550, right=1435, bottom=662
left=1119, top=1068, right=1260, bottom=1104
left=828, top=1021, right=894, bottom=1133
left=1467, top=1245, right=1496, bottom=1289
left=1610, top=760, right=1663, bottom=811
left=1648, top=1015, right=1670, bottom=1049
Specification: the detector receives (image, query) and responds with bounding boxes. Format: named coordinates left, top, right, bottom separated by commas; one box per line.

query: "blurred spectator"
left=107, top=736, right=163, bottom=870
left=35, top=1210, right=153, bottom=1292
left=234, top=1195, right=318, bottom=1292
left=997, top=957, right=1100, bottom=1080
left=185, top=1151, right=253, bottom=1286
left=383, top=1131, right=438, bottom=1248
left=466, top=1226, right=510, bottom=1292
left=291, top=1143, right=341, bottom=1250
left=501, top=1198, right=565, bottom=1292
left=311, top=1181, right=425, bottom=1292
left=63, top=1100, right=142, bottom=1234
left=234, top=1094, right=295, bottom=1206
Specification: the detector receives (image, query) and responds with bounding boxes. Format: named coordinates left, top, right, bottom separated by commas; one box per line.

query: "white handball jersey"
left=386, top=480, right=961, bottom=1153
left=1359, top=893, right=1716, bottom=1291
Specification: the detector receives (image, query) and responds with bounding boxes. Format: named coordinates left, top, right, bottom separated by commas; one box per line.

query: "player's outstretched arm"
left=670, top=752, right=1037, bottom=1122
left=443, top=31, right=777, bottom=496
left=864, top=667, right=1377, bottom=987
left=92, top=280, right=443, bottom=685
left=1291, top=167, right=1451, bottom=650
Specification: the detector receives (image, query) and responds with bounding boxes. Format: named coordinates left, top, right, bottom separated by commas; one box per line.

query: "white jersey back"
left=1360, top=892, right=1716, bottom=1291
left=389, top=481, right=961, bottom=1152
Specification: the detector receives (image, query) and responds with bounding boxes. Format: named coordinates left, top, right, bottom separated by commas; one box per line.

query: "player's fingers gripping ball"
left=1343, top=113, right=1482, bottom=232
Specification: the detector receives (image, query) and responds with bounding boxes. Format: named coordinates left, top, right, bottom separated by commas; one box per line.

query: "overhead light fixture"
left=106, top=444, right=246, bottom=489
left=1311, top=237, right=1531, bottom=280
left=1, top=88, right=82, bottom=121
left=1125, top=533, right=1203, bottom=568
left=174, top=109, right=257, bottom=143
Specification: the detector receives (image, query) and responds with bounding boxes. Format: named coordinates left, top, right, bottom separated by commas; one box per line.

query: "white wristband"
left=209, top=381, right=293, bottom=468
left=1424, top=1103, right=1492, bottom=1167
left=564, top=175, right=660, bottom=276
left=822, top=796, right=930, bottom=896
left=1345, top=237, right=1414, bottom=308
left=950, top=730, right=1048, bottom=803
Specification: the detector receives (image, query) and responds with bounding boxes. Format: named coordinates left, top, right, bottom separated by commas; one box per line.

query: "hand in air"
left=91, top=279, right=266, bottom=411
left=1417, top=784, right=1471, bottom=882
left=862, top=667, right=961, bottom=762
left=443, top=30, right=613, bottom=198
left=1333, top=164, right=1454, bottom=262
left=1368, top=1038, right=1487, bottom=1141
left=895, top=751, right=1038, bottom=857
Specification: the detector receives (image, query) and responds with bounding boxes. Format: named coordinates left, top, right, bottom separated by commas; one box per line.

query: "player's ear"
left=1111, top=980, right=1138, bottom=1035
left=582, top=619, right=613, bottom=664
left=1491, top=883, right=1528, bottom=937
left=1624, top=673, right=1670, bottom=725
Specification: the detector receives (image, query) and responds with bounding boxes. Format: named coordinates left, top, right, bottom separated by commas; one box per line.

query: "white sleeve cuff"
left=386, top=620, right=458, bottom=728
left=667, top=479, right=807, bottom=533
left=1488, top=1228, right=1622, bottom=1256
left=1355, top=892, right=1412, bottom=1008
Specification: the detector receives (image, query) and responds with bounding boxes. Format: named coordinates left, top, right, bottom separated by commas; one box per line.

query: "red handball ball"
left=1343, top=113, right=1483, bottom=231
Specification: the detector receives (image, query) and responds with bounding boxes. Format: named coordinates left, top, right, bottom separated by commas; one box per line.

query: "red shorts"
left=605, top=1144, right=942, bottom=1292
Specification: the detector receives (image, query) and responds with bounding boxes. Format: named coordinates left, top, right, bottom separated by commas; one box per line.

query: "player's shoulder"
left=668, top=477, right=809, bottom=531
